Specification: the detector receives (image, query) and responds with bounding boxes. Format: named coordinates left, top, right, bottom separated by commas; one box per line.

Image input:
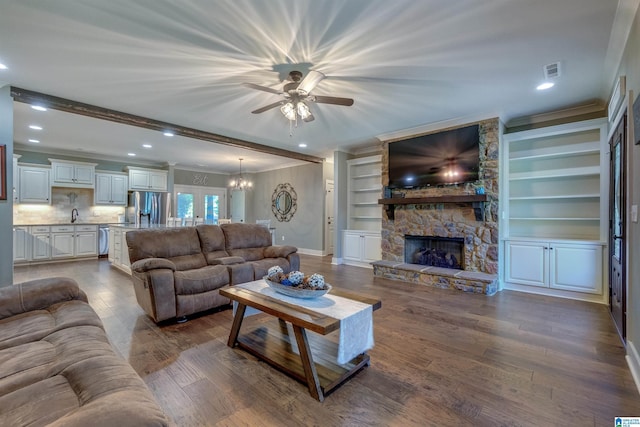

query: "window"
left=173, top=185, right=226, bottom=224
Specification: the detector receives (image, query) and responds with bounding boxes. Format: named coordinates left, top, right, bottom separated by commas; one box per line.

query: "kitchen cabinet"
left=95, top=172, right=128, bottom=205
left=31, top=226, right=52, bottom=261
left=109, top=226, right=132, bottom=274
left=50, top=159, right=97, bottom=188
left=504, top=240, right=603, bottom=295
left=12, top=225, right=98, bottom=264
left=74, top=225, right=98, bottom=257
left=127, top=167, right=168, bottom=191
left=342, top=230, right=381, bottom=268
left=51, top=225, right=75, bottom=258
left=13, top=226, right=29, bottom=263
left=18, top=165, right=51, bottom=204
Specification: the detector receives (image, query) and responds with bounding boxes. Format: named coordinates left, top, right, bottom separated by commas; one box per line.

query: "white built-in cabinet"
left=501, top=118, right=608, bottom=301
left=343, top=230, right=382, bottom=268
left=109, top=227, right=132, bottom=274
left=127, top=167, right=168, bottom=191
left=18, top=165, right=51, bottom=204
left=504, top=240, right=603, bottom=294
left=342, top=155, right=382, bottom=268
left=49, top=159, right=97, bottom=188
left=95, top=172, right=128, bottom=205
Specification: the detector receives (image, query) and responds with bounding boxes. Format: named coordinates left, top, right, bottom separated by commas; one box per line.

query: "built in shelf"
left=378, top=195, right=488, bottom=221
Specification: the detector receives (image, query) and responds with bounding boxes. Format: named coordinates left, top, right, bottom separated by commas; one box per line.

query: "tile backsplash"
left=13, top=188, right=126, bottom=225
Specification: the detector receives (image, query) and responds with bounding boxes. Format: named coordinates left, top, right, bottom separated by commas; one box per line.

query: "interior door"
left=325, top=180, right=334, bottom=255
left=609, top=112, right=626, bottom=342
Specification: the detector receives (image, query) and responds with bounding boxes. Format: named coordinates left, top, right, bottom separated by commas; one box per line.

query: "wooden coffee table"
left=220, top=282, right=381, bottom=401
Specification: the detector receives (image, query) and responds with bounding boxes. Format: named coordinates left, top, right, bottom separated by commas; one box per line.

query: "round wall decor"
left=272, top=183, right=297, bottom=222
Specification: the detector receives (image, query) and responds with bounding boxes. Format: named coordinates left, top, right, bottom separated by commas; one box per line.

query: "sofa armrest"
left=131, top=258, right=176, bottom=273
left=0, top=277, right=88, bottom=320
left=264, top=245, right=297, bottom=258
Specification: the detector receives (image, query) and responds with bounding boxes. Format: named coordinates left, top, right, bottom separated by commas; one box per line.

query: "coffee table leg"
left=292, top=325, right=324, bottom=402
left=227, top=303, right=247, bottom=347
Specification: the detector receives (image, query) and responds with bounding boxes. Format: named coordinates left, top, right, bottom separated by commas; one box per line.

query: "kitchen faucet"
left=71, top=208, right=79, bottom=223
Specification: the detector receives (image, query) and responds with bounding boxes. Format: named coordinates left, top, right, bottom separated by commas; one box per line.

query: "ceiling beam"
left=10, top=86, right=324, bottom=164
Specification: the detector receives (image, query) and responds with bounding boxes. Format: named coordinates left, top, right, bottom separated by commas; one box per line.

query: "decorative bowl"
left=263, top=277, right=332, bottom=299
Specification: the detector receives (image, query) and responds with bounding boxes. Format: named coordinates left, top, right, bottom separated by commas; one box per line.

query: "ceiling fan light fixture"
left=297, top=102, right=311, bottom=120
left=280, top=102, right=296, bottom=121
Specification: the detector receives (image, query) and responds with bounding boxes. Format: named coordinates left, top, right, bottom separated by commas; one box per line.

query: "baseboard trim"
left=331, top=257, right=342, bottom=265
left=297, top=248, right=324, bottom=257
left=626, top=340, right=640, bottom=396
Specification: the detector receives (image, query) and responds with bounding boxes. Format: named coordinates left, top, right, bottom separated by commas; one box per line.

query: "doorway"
left=174, top=184, right=227, bottom=224
left=609, top=111, right=627, bottom=342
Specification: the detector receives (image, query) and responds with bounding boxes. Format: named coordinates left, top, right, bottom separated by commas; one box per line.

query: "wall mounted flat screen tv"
left=388, top=124, right=480, bottom=189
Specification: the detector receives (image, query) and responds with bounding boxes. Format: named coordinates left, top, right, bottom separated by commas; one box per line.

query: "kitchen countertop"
left=14, top=222, right=129, bottom=227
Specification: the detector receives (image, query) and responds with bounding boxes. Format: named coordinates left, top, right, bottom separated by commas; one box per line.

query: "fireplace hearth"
left=404, top=236, right=464, bottom=270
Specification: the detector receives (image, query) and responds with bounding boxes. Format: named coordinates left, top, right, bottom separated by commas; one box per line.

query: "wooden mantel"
left=378, top=194, right=488, bottom=221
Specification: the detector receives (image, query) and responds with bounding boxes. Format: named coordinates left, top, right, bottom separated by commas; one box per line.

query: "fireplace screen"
left=404, top=236, right=464, bottom=270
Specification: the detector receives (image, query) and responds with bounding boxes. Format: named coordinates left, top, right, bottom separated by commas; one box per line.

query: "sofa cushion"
left=196, top=225, right=230, bottom=263
left=221, top=223, right=271, bottom=254
left=127, top=227, right=207, bottom=270
left=173, top=265, right=229, bottom=295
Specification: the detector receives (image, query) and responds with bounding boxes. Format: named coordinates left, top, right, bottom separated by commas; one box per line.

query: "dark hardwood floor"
left=13, top=256, right=640, bottom=426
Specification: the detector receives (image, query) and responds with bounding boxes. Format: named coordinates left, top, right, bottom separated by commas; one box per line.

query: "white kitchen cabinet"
left=31, top=226, right=52, bottom=261
left=109, top=226, right=132, bottom=274
left=50, top=159, right=97, bottom=188
left=13, top=226, right=29, bottom=263
left=127, top=167, right=167, bottom=191
left=51, top=225, right=75, bottom=258
left=505, top=240, right=603, bottom=295
left=18, top=165, right=51, bottom=203
left=342, top=230, right=381, bottom=268
left=75, top=225, right=98, bottom=257
left=95, top=172, right=128, bottom=205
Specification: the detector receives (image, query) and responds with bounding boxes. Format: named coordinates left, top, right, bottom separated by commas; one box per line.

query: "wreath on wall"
left=271, top=183, right=297, bottom=222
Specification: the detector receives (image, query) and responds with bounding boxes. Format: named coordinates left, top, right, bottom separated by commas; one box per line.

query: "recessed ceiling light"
left=298, top=143, right=307, bottom=148
left=127, top=153, right=136, bottom=156
left=142, top=144, right=152, bottom=148
left=536, top=82, right=555, bottom=91
left=29, top=125, right=43, bottom=130
left=0, top=63, right=7, bottom=70
left=163, top=131, right=174, bottom=137
left=28, top=139, right=40, bottom=143
left=31, top=105, right=47, bottom=111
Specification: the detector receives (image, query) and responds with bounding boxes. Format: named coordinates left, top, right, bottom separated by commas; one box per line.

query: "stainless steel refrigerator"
left=126, top=191, right=171, bottom=226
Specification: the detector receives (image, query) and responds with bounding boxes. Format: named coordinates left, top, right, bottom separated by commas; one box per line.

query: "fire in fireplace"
left=404, top=236, right=464, bottom=270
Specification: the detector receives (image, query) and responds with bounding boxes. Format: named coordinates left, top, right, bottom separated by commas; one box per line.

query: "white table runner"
left=233, top=280, right=374, bottom=364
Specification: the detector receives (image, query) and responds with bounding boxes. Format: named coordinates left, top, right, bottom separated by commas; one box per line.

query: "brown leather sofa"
left=126, top=223, right=299, bottom=323
left=0, top=277, right=171, bottom=427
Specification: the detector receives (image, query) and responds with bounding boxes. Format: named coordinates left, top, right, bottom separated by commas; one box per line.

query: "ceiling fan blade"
left=251, top=101, right=282, bottom=114
left=243, top=82, right=283, bottom=95
left=297, top=70, right=325, bottom=94
left=312, top=95, right=354, bottom=106
left=303, top=113, right=315, bottom=123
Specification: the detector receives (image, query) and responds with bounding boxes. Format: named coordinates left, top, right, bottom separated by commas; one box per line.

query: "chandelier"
left=228, top=158, right=252, bottom=190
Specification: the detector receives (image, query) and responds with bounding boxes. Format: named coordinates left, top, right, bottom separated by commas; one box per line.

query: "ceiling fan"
left=244, top=70, right=354, bottom=123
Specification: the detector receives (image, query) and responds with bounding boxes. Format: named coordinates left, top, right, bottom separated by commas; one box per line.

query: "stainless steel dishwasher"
left=98, top=225, right=109, bottom=257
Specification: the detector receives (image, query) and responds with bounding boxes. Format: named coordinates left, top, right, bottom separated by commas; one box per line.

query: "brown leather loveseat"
left=126, top=223, right=299, bottom=323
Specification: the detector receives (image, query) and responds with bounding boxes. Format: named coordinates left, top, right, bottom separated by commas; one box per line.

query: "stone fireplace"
left=372, top=118, right=500, bottom=295
left=404, top=235, right=464, bottom=269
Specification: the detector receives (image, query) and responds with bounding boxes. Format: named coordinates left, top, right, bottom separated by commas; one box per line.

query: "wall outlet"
left=632, top=205, right=638, bottom=223
left=282, top=236, right=285, bottom=241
